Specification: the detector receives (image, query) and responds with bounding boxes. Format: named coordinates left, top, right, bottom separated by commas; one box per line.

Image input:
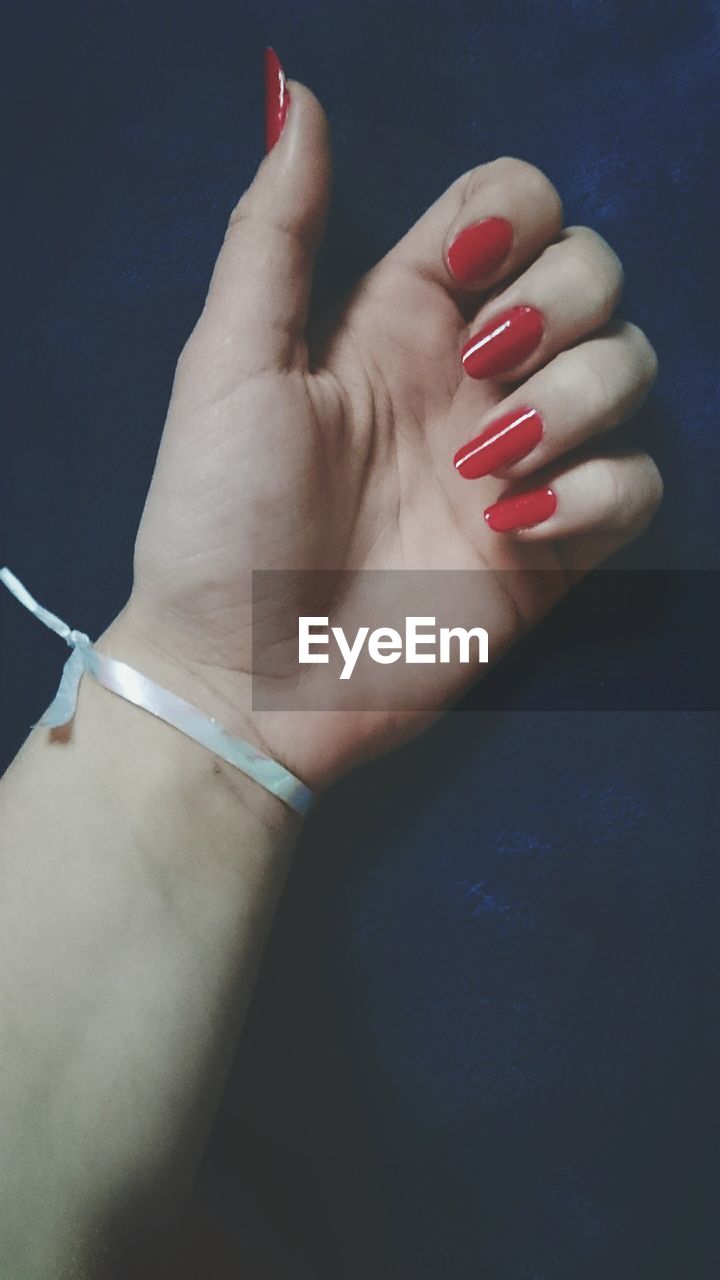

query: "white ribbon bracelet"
left=0, top=567, right=314, bottom=818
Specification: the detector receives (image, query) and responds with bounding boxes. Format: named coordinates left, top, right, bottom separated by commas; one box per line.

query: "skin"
left=122, top=82, right=660, bottom=789
left=0, top=77, right=660, bottom=1275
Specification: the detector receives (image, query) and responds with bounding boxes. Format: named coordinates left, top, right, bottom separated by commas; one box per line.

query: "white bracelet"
left=0, top=568, right=314, bottom=818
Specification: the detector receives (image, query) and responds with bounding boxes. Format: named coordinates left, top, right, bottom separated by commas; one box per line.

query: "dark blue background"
left=1, top=2, right=718, bottom=1275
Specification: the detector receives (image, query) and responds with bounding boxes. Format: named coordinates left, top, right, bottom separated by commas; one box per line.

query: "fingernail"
left=447, top=218, right=513, bottom=284
left=462, top=305, right=544, bottom=380
left=454, top=407, right=543, bottom=479
left=484, top=485, right=557, bottom=533
left=265, top=47, right=290, bottom=153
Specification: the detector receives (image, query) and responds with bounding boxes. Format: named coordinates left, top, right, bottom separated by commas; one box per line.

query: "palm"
left=133, top=256, right=564, bottom=786
left=318, top=257, right=562, bottom=575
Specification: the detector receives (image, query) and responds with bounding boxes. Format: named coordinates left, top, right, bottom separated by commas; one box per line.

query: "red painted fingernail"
left=265, top=47, right=290, bottom=153
left=454, top=407, right=544, bottom=479
left=462, top=305, right=544, bottom=379
left=484, top=486, right=557, bottom=533
left=447, top=218, right=513, bottom=284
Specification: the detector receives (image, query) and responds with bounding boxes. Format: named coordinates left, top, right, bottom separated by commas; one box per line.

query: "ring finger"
left=453, top=320, right=658, bottom=480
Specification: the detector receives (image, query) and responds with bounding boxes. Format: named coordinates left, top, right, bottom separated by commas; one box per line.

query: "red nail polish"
left=265, top=47, right=290, bottom=153
left=484, top=486, right=557, bottom=533
left=462, top=305, right=544, bottom=380
left=454, top=407, right=543, bottom=479
left=447, top=218, right=513, bottom=284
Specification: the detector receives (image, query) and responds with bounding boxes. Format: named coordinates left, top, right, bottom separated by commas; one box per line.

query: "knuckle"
left=459, top=157, right=563, bottom=228
left=492, top=155, right=542, bottom=186
left=555, top=347, right=614, bottom=423
left=492, top=155, right=544, bottom=185
left=640, top=453, right=664, bottom=517
left=563, top=227, right=624, bottom=315
left=625, top=323, right=659, bottom=389
left=495, top=157, right=564, bottom=222
left=588, top=455, right=628, bottom=521
left=557, top=328, right=657, bottom=430
left=580, top=353, right=616, bottom=422
left=604, top=323, right=658, bottom=411
left=628, top=454, right=664, bottom=535
left=456, top=165, right=488, bottom=204
left=590, top=452, right=664, bottom=534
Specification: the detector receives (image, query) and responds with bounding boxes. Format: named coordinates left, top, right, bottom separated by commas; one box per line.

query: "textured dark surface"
left=1, top=2, right=719, bottom=1275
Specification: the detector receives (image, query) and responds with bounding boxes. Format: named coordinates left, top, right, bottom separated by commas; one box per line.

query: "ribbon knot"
left=0, top=565, right=314, bottom=815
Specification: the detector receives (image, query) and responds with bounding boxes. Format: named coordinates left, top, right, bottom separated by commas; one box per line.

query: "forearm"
left=0, top=618, right=297, bottom=1276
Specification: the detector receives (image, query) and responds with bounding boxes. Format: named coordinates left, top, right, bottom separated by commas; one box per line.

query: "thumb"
left=197, top=54, right=332, bottom=375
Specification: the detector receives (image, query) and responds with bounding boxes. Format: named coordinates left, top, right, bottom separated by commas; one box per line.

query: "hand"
left=122, top=67, right=661, bottom=791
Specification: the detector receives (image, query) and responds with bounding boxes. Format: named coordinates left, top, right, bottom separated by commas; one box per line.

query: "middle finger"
left=460, top=226, right=624, bottom=384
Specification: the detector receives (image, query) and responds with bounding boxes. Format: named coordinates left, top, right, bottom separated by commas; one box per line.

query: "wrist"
left=93, top=608, right=301, bottom=840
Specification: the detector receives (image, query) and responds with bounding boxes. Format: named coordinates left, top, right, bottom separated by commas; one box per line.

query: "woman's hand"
left=123, top=67, right=661, bottom=790
left=0, top=60, right=664, bottom=1271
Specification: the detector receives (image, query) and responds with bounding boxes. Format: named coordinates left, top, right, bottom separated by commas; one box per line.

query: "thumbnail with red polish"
left=454, top=407, right=543, bottom=479
left=265, top=47, right=290, bottom=152
left=484, top=486, right=557, bottom=533
left=447, top=218, right=513, bottom=284
left=462, top=305, right=544, bottom=379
